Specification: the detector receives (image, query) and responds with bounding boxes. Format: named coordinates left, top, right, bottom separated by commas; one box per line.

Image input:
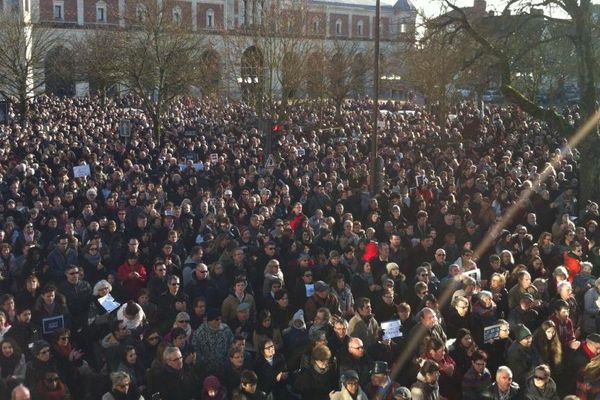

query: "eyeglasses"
left=534, top=375, right=547, bottom=381
left=264, top=345, right=275, bottom=350
left=168, top=356, right=183, bottom=362
left=46, top=377, right=60, bottom=383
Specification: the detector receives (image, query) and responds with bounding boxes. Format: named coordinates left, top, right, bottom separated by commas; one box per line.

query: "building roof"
left=312, top=0, right=416, bottom=11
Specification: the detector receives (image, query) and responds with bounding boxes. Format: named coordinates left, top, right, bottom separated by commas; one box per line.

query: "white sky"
left=411, top=0, right=570, bottom=18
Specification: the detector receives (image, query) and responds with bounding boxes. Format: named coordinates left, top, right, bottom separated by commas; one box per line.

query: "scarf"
left=359, top=272, right=374, bottom=286
left=84, top=252, right=102, bottom=266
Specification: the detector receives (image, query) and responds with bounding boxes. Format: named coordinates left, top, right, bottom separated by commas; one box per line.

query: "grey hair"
left=163, top=346, right=181, bottom=362
left=93, top=279, right=112, bottom=296
left=496, top=366, right=512, bottom=379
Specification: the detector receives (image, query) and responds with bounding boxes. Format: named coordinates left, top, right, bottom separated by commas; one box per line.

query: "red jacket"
left=117, top=261, right=147, bottom=300
left=564, top=251, right=581, bottom=282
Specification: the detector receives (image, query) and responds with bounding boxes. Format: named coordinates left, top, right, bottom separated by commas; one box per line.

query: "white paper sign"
left=192, top=162, right=204, bottom=171
left=73, top=165, right=91, bottom=178
left=210, top=153, right=219, bottom=163
left=98, top=293, right=121, bottom=313
left=463, top=268, right=481, bottom=282
left=305, top=283, right=315, bottom=297
left=381, top=320, right=402, bottom=340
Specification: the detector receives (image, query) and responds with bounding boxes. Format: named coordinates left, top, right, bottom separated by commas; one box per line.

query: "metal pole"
left=371, top=0, right=380, bottom=194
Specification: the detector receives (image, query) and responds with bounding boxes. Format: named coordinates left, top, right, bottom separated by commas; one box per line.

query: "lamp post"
left=371, top=0, right=380, bottom=194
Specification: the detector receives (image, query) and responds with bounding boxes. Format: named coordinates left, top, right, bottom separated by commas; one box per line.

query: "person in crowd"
left=329, top=369, right=368, bottom=400
left=102, top=371, right=143, bottom=400
left=192, top=308, right=233, bottom=377
left=347, top=297, right=380, bottom=348
left=410, top=359, right=441, bottom=400
left=0, top=338, right=26, bottom=384
left=462, top=350, right=492, bottom=400
left=523, top=363, right=559, bottom=400
left=506, top=324, right=536, bottom=387
left=481, top=366, right=521, bottom=399
left=293, top=344, right=337, bottom=400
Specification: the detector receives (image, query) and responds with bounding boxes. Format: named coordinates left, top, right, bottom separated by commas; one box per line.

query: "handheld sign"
left=119, top=119, right=131, bottom=137
left=381, top=320, right=402, bottom=340
left=305, top=283, right=315, bottom=297
left=98, top=294, right=121, bottom=313
left=265, top=154, right=275, bottom=168
left=73, top=164, right=91, bottom=178
left=483, top=323, right=502, bottom=344
left=42, top=315, right=65, bottom=335
left=210, top=153, right=219, bottom=163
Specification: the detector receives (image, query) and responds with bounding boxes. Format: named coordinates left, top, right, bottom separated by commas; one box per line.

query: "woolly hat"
left=31, top=340, right=50, bottom=356
left=291, top=309, right=306, bottom=329
left=203, top=375, right=221, bottom=391
left=206, top=307, right=221, bottom=321
left=515, top=323, right=532, bottom=341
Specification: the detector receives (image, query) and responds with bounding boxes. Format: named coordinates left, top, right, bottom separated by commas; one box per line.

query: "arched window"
left=172, top=6, right=182, bottom=25
left=206, top=8, right=214, bottom=28
left=357, top=20, right=364, bottom=36
left=335, top=18, right=342, bottom=35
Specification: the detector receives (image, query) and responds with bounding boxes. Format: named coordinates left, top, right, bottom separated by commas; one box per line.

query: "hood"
left=116, top=302, right=146, bottom=329
left=101, top=333, right=120, bottom=349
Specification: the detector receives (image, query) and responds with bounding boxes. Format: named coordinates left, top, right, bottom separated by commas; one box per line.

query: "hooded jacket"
left=410, top=372, right=440, bottom=400
left=329, top=384, right=368, bottom=400
left=523, top=376, right=559, bottom=400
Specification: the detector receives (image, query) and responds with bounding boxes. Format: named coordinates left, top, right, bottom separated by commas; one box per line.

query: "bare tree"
left=118, top=0, right=207, bottom=141
left=327, top=39, right=372, bottom=114
left=0, top=12, right=56, bottom=122
left=429, top=0, right=600, bottom=203
left=72, top=29, right=124, bottom=103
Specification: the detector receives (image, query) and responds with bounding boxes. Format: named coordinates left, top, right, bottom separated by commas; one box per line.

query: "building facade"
left=8, top=0, right=417, bottom=97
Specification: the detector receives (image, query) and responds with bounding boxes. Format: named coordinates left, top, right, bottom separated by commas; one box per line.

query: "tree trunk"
left=151, top=113, right=162, bottom=144
left=578, top=134, right=600, bottom=208
left=18, top=96, right=28, bottom=125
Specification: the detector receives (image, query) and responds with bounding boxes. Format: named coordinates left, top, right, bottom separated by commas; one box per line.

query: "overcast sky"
left=411, top=0, right=569, bottom=18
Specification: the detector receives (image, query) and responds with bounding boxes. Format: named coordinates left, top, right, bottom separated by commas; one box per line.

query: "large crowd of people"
left=0, top=94, right=598, bottom=400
